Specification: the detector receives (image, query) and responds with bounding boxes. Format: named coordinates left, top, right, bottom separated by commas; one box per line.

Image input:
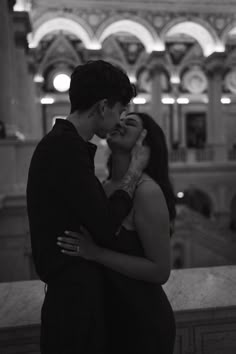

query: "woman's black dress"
left=105, top=224, right=176, bottom=354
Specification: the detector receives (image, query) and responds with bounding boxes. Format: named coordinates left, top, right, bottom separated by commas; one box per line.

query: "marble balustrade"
left=0, top=266, right=236, bottom=353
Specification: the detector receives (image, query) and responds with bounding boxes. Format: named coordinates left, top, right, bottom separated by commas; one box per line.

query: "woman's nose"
left=119, top=119, right=126, bottom=128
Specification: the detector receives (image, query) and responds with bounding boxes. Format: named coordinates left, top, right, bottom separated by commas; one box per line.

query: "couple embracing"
left=27, top=60, right=176, bottom=354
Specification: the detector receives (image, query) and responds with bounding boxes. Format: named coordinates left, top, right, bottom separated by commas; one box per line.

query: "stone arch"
left=96, top=18, right=164, bottom=53
left=178, top=188, right=214, bottom=218
left=161, top=19, right=224, bottom=57
left=28, top=17, right=99, bottom=49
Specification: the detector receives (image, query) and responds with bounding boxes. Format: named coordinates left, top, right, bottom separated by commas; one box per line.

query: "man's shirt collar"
left=55, top=118, right=97, bottom=160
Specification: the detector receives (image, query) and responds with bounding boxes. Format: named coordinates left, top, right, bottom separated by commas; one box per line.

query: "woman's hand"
left=130, top=129, right=150, bottom=172
left=57, top=227, right=100, bottom=261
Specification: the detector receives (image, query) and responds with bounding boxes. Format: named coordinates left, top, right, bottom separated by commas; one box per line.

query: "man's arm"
left=57, top=181, right=171, bottom=284
left=106, top=129, right=149, bottom=222
left=62, top=132, right=149, bottom=247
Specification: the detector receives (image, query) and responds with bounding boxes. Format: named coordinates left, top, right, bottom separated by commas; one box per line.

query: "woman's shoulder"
left=136, top=173, right=161, bottom=194
left=134, top=174, right=166, bottom=208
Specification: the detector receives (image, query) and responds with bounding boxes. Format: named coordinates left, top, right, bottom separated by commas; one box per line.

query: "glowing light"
left=86, top=41, right=102, bottom=50
left=177, top=192, right=184, bottom=198
left=177, top=97, right=189, bottom=104
left=129, top=75, right=137, bottom=84
left=53, top=74, right=71, bottom=92
left=170, top=74, right=180, bottom=84
left=214, top=43, right=225, bottom=53
left=34, top=74, right=44, bottom=83
left=133, top=97, right=147, bottom=105
left=150, top=43, right=165, bottom=52
left=162, top=97, right=175, bottom=104
left=41, top=97, right=55, bottom=105
left=14, top=0, right=31, bottom=12
left=221, top=97, right=231, bottom=104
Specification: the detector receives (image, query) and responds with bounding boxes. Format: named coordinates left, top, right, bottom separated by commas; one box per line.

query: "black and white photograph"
left=0, top=0, right=236, bottom=353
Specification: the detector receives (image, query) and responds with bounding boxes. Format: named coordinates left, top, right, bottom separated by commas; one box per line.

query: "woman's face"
left=107, top=114, right=144, bottom=152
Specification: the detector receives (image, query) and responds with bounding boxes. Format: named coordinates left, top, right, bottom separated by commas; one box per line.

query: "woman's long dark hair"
left=107, top=112, right=176, bottom=222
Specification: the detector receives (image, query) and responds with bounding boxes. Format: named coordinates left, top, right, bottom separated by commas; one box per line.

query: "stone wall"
left=0, top=266, right=236, bottom=353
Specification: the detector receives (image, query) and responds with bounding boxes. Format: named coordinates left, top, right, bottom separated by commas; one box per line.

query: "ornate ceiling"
left=14, top=0, right=236, bottom=96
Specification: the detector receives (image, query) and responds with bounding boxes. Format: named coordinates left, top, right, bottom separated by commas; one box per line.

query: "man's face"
left=95, top=101, right=127, bottom=139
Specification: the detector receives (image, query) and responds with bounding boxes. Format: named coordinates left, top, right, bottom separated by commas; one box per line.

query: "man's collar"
left=87, top=142, right=97, bottom=160
left=55, top=118, right=78, bottom=134
left=55, top=118, right=97, bottom=159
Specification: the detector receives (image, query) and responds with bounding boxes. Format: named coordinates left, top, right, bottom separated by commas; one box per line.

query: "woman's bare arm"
left=58, top=181, right=171, bottom=284
left=133, top=181, right=171, bottom=282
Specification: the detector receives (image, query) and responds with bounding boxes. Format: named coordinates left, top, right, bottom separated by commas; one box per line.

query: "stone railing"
left=169, top=148, right=187, bottom=163
left=0, top=266, right=236, bottom=354
left=195, top=148, right=214, bottom=162
left=169, top=146, right=236, bottom=164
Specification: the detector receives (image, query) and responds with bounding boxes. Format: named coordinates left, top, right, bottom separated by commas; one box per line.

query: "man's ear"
left=88, top=100, right=105, bottom=120
left=98, top=99, right=108, bottom=118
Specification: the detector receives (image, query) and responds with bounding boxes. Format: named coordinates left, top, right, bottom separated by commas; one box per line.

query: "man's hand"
left=57, top=227, right=100, bottom=261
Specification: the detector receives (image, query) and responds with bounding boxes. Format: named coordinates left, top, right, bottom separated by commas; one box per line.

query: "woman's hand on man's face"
left=57, top=227, right=100, bottom=261
left=130, top=129, right=150, bottom=172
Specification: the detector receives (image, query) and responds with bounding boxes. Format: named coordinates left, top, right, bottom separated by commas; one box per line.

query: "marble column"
left=13, top=11, right=42, bottom=140
left=172, top=83, right=181, bottom=147
left=13, top=11, right=31, bottom=138
left=205, top=52, right=226, bottom=160
left=0, top=0, right=17, bottom=136
left=27, top=58, right=43, bottom=140
left=148, top=51, right=165, bottom=127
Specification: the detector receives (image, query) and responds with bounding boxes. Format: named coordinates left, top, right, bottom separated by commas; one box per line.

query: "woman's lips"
left=109, top=128, right=124, bottom=137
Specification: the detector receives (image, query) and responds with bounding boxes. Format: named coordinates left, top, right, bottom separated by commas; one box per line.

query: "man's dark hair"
left=69, top=60, right=136, bottom=113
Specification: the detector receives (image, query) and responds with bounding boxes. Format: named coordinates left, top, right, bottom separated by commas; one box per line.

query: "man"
left=27, top=60, right=149, bottom=354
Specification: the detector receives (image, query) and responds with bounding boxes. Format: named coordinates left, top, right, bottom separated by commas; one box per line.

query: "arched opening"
left=28, top=17, right=99, bottom=49
left=98, top=19, right=164, bottom=53
left=177, top=188, right=213, bottom=218
left=163, top=21, right=222, bottom=57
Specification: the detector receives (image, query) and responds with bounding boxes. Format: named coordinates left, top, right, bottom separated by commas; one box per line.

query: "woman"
left=57, top=112, right=176, bottom=354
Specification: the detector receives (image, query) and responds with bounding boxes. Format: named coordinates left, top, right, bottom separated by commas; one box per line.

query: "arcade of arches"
left=0, top=0, right=236, bottom=281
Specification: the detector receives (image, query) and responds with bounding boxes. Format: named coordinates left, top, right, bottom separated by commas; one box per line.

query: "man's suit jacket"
left=26, top=119, right=132, bottom=287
